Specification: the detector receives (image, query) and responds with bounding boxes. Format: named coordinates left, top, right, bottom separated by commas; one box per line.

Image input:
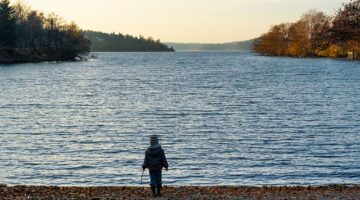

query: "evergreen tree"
left=0, top=0, right=16, bottom=48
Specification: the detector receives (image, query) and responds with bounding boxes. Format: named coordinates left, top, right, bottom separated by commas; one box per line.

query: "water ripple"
left=1, top=52, right=360, bottom=186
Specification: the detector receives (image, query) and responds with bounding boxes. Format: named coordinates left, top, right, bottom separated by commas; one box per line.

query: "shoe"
left=151, top=186, right=157, bottom=197
left=156, top=186, right=162, bottom=197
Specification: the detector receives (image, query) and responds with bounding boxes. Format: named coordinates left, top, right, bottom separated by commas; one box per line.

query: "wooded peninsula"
left=0, top=0, right=91, bottom=63
left=253, top=0, right=360, bottom=59
left=83, top=31, right=174, bottom=52
left=0, top=0, right=173, bottom=64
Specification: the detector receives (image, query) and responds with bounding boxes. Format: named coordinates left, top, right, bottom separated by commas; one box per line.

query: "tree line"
left=0, top=0, right=90, bottom=63
left=166, top=40, right=253, bottom=51
left=253, top=0, right=360, bottom=58
left=83, top=31, right=174, bottom=52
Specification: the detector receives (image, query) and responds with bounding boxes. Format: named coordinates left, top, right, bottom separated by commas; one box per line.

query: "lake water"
left=0, top=52, right=360, bottom=186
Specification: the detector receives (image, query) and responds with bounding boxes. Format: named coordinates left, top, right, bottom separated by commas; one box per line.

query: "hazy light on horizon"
left=16, top=0, right=346, bottom=43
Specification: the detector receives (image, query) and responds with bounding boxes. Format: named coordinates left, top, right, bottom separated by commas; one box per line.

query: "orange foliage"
left=253, top=1, right=360, bottom=59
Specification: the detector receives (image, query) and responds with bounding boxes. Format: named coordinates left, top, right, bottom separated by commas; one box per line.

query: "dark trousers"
left=149, top=170, right=162, bottom=186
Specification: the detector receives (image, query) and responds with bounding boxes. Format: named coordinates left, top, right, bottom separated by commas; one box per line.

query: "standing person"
left=142, top=135, right=168, bottom=197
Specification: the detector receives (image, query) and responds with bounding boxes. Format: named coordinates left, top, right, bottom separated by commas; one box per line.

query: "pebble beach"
left=1, top=185, right=359, bottom=200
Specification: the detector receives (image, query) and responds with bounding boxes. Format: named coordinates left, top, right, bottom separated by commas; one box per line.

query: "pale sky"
left=16, top=0, right=346, bottom=43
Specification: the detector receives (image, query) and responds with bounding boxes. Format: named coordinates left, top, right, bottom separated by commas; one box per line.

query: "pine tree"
left=0, top=0, right=16, bottom=49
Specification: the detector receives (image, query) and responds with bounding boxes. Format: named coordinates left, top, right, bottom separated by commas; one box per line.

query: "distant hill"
left=83, top=31, right=174, bottom=52
left=166, top=39, right=254, bottom=51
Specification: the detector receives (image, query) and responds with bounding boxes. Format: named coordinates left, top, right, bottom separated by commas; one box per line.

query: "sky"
left=16, top=0, right=346, bottom=43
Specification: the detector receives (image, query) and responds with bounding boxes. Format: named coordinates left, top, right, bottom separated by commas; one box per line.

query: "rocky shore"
left=0, top=49, right=82, bottom=64
left=0, top=185, right=359, bottom=200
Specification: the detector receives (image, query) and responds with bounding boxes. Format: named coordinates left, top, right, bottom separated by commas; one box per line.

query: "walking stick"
left=140, top=170, right=144, bottom=184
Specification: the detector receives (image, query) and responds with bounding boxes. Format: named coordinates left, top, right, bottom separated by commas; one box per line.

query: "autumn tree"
left=45, top=13, right=64, bottom=51
left=287, top=20, right=310, bottom=57
left=299, top=10, right=332, bottom=55
left=253, top=23, right=291, bottom=56
left=253, top=5, right=359, bottom=58
left=308, top=12, right=332, bottom=54
left=332, top=0, right=360, bottom=55
left=13, top=0, right=31, bottom=48
left=12, top=0, right=30, bottom=23
left=62, top=22, right=90, bottom=59
left=286, top=10, right=331, bottom=57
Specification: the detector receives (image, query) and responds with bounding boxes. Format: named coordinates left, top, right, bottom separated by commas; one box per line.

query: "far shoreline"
left=1, top=51, right=358, bottom=65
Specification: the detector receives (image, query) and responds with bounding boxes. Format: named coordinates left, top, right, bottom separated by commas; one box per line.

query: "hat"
left=150, top=135, right=159, bottom=145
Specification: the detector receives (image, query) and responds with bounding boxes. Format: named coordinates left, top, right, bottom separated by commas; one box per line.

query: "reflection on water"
left=0, top=52, right=360, bottom=186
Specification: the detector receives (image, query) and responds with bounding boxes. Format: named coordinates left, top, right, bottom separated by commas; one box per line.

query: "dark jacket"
left=142, top=144, right=168, bottom=171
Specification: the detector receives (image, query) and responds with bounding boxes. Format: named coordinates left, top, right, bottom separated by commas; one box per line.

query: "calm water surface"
left=0, top=52, right=360, bottom=186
